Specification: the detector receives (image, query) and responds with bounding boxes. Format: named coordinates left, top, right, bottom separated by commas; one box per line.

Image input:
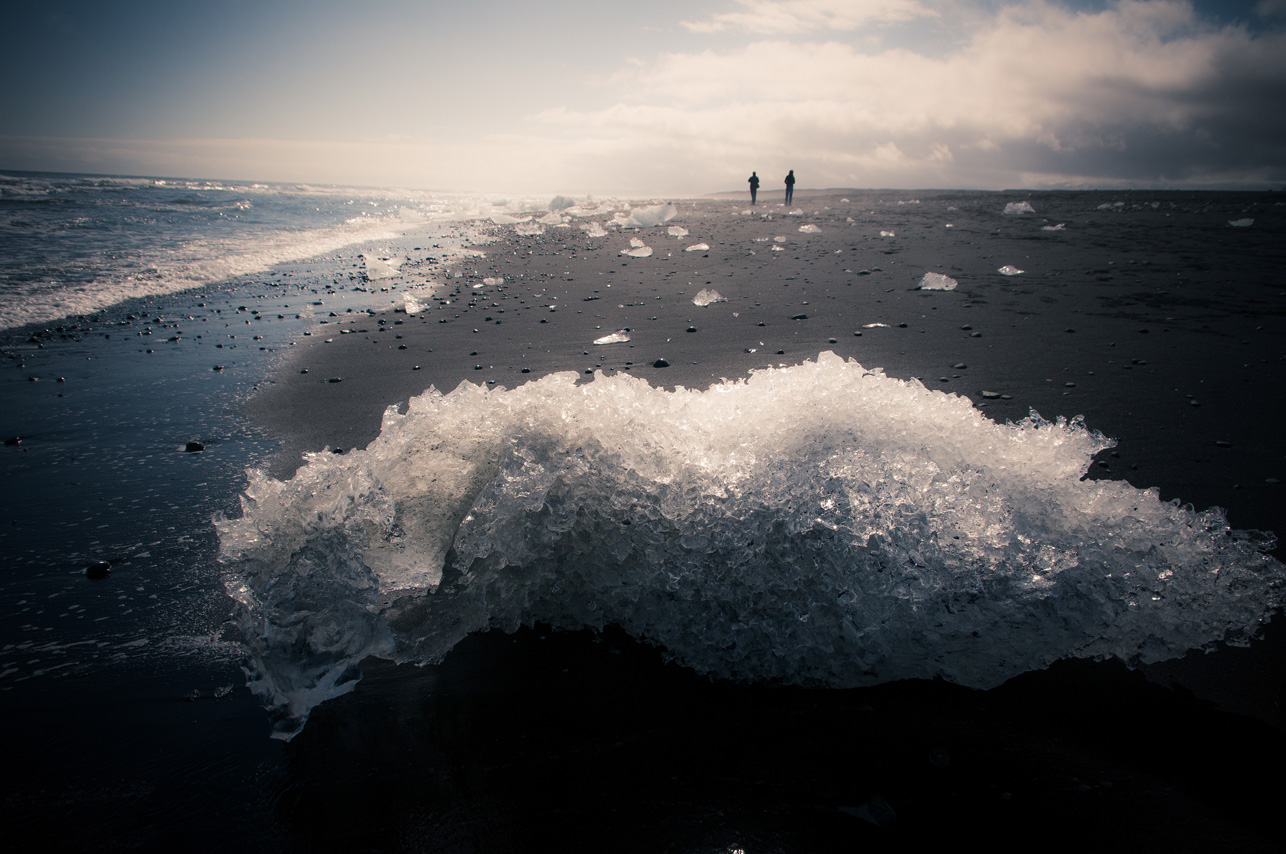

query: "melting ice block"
left=593, top=330, right=630, bottom=345
left=685, top=243, right=709, bottom=252
left=220, top=354, right=1286, bottom=738
left=1229, top=218, right=1254, bottom=228
left=692, top=289, right=726, bottom=307
left=360, top=253, right=401, bottom=280
left=667, top=226, right=689, bottom=238
left=998, top=265, right=1024, bottom=276
left=798, top=224, right=821, bottom=234
left=580, top=221, right=608, bottom=238
left=1004, top=201, right=1036, bottom=215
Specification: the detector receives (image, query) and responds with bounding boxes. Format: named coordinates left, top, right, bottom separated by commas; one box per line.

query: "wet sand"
left=246, top=190, right=1286, bottom=851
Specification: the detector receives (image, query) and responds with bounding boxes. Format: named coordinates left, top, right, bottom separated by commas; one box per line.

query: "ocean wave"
left=217, top=353, right=1285, bottom=738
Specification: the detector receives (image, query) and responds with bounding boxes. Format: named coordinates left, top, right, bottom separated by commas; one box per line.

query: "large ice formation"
left=219, top=354, right=1285, bottom=738
left=918, top=272, right=958, bottom=290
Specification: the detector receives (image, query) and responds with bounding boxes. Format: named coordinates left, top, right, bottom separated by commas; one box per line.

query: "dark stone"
left=790, top=314, right=808, bottom=320
left=327, top=377, right=343, bottom=383
left=652, top=359, right=670, bottom=368
left=4, top=437, right=20, bottom=446
left=185, top=441, right=205, bottom=453
left=86, top=560, right=111, bottom=580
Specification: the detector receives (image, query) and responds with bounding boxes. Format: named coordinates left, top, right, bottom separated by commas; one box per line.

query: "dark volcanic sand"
left=246, top=191, right=1286, bottom=852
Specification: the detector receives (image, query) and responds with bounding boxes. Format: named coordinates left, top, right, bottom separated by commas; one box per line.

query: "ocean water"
left=2, top=174, right=1285, bottom=848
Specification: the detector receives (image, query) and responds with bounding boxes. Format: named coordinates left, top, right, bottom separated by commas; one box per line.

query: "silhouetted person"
left=748, top=171, right=760, bottom=204
left=784, top=170, right=795, bottom=205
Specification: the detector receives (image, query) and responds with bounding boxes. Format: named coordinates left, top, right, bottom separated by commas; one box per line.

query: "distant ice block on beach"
left=580, top=221, right=608, bottom=238
left=798, top=224, right=821, bottom=234
left=220, top=353, right=1286, bottom=738
left=998, top=265, right=1024, bottom=276
left=1229, top=218, right=1254, bottom=227
left=685, top=243, right=710, bottom=252
left=1003, top=201, right=1036, bottom=216
left=593, top=330, right=631, bottom=345
left=615, top=203, right=678, bottom=229
left=692, top=288, right=726, bottom=306
left=667, top=226, right=689, bottom=238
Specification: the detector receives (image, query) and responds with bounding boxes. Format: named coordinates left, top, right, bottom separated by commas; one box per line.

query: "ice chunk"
left=402, top=293, right=426, bottom=315
left=692, top=289, right=726, bottom=307
left=221, top=354, right=1286, bottom=738
left=997, top=265, right=1024, bottom=276
left=1003, top=201, right=1036, bottom=216
left=1040, top=223, right=1066, bottom=231
left=798, top=224, right=821, bottom=234
left=1229, top=218, right=1254, bottom=228
left=360, top=253, right=401, bottom=280
left=629, top=237, right=645, bottom=248
left=786, top=208, right=804, bottom=216
left=539, top=211, right=564, bottom=225
left=483, top=277, right=504, bottom=286
left=616, top=203, right=678, bottom=228
left=1097, top=202, right=1125, bottom=210
left=620, top=245, right=653, bottom=258
left=514, top=222, right=544, bottom=236
left=490, top=213, right=530, bottom=225
left=548, top=195, right=575, bottom=211
left=667, top=226, right=689, bottom=238
left=880, top=230, right=895, bottom=238
left=580, top=221, right=608, bottom=238
left=685, top=243, right=709, bottom=252
left=593, top=330, right=631, bottom=345
left=918, top=272, right=958, bottom=290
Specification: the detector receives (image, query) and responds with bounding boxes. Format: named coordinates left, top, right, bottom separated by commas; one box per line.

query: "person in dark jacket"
left=784, top=170, right=795, bottom=205
left=748, top=171, right=760, bottom=204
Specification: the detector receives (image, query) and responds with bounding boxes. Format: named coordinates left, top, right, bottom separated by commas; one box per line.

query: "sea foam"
left=219, top=353, right=1285, bottom=738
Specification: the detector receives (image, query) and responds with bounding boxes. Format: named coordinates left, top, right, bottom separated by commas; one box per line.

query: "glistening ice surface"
left=218, top=353, right=1285, bottom=738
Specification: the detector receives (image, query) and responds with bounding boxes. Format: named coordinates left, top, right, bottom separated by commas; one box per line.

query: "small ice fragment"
left=1004, top=201, right=1036, bottom=215
left=1229, top=218, right=1254, bottom=227
left=630, top=237, right=645, bottom=248
left=879, top=230, right=895, bottom=238
left=667, top=226, right=689, bottom=237
left=998, top=265, right=1024, bottom=276
left=944, top=223, right=953, bottom=228
left=360, top=253, right=400, bottom=280
left=786, top=208, right=804, bottom=216
left=580, top=221, right=608, bottom=238
left=693, top=289, right=726, bottom=307
left=685, top=243, right=709, bottom=252
left=403, top=294, right=424, bottom=315
left=863, top=322, right=890, bottom=328
left=771, top=245, right=784, bottom=251
left=621, top=246, right=653, bottom=258
left=489, top=213, right=529, bottom=224
left=1040, top=223, right=1066, bottom=231
left=483, top=277, right=504, bottom=286
left=539, top=211, right=563, bottom=225
left=514, top=222, right=544, bottom=236
left=593, top=330, right=631, bottom=345
left=918, top=272, right=958, bottom=290
left=214, top=685, right=233, bottom=699
left=798, top=224, right=821, bottom=234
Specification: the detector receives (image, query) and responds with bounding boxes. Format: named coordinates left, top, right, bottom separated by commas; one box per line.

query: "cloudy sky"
left=3, top=0, right=1284, bottom=195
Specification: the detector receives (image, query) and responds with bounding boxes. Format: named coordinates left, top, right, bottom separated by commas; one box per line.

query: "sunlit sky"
left=3, top=0, right=1284, bottom=195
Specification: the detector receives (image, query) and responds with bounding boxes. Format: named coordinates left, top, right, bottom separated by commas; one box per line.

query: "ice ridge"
left=218, top=353, right=1285, bottom=738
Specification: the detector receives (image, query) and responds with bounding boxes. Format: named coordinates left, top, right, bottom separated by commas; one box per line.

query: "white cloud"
left=681, top=0, right=936, bottom=34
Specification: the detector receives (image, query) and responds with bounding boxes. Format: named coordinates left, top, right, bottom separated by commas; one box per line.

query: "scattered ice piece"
left=360, top=253, right=401, bottom=280
left=214, top=685, right=233, bottom=699
left=514, top=222, right=544, bottom=236
left=685, top=243, right=709, bottom=252
left=693, top=289, right=726, bottom=307
left=841, top=198, right=850, bottom=203
left=630, top=237, right=645, bottom=248
left=863, top=322, right=890, bottom=328
left=489, top=213, right=530, bottom=224
left=798, top=224, right=821, bottom=234
left=593, top=330, right=631, bottom=345
left=1040, top=223, right=1066, bottom=231
left=897, top=199, right=921, bottom=205
left=1097, top=202, right=1126, bottom=210
left=539, top=211, right=564, bottom=225
left=1003, top=201, right=1036, bottom=216
left=580, top=221, right=608, bottom=238
left=1229, top=218, right=1254, bottom=228
left=483, top=277, right=504, bottom=286
left=879, top=230, right=895, bottom=238
left=998, top=266, right=1024, bottom=276
left=621, top=245, right=653, bottom=258
left=944, top=223, right=953, bottom=228
left=918, top=272, right=959, bottom=290
left=786, top=209, right=804, bottom=216
left=667, top=226, right=689, bottom=237
left=403, top=294, right=425, bottom=315
left=771, top=245, right=784, bottom=251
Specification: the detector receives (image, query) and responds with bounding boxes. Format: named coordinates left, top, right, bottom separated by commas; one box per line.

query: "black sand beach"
left=242, top=191, right=1286, bottom=851
left=4, top=190, right=1286, bottom=853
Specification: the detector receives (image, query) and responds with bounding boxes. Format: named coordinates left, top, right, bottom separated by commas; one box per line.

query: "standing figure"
left=784, top=170, right=795, bottom=205
left=748, top=171, right=760, bottom=205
